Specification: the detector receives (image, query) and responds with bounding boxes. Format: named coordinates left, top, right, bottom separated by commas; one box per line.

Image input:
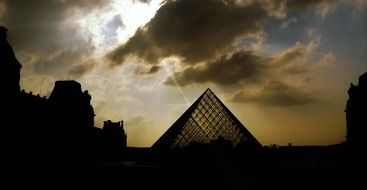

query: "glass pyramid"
left=152, top=88, right=261, bottom=149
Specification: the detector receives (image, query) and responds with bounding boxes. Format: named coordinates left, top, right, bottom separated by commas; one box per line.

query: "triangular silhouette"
left=152, top=88, right=261, bottom=149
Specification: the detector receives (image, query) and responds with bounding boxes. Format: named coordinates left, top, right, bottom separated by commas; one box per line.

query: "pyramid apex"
left=204, top=88, right=213, bottom=94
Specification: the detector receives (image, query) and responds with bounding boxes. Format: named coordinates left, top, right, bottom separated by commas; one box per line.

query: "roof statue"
left=152, top=88, right=261, bottom=149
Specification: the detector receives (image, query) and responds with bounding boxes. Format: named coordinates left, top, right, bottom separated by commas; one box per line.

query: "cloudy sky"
left=1, top=0, right=366, bottom=147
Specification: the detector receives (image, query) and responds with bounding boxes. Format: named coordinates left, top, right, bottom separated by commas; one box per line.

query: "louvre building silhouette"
left=1, top=26, right=127, bottom=171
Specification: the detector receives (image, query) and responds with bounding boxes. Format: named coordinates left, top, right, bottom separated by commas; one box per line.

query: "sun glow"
left=76, top=0, right=163, bottom=55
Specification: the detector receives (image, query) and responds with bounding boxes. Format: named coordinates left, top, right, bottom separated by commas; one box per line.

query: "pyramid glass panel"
left=152, top=89, right=261, bottom=149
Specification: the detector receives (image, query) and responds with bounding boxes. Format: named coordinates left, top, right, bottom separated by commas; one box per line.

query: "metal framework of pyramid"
left=152, top=88, right=261, bottom=149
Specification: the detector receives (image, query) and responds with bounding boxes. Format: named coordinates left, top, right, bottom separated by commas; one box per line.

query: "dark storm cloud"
left=279, top=0, right=333, bottom=11
left=107, top=0, right=268, bottom=65
left=106, top=0, right=345, bottom=88
left=164, top=51, right=266, bottom=86
left=135, top=65, right=161, bottom=75
left=69, top=61, right=96, bottom=77
left=232, top=80, right=318, bottom=106
left=33, top=46, right=95, bottom=75
left=163, top=39, right=315, bottom=87
left=102, top=0, right=350, bottom=93
left=268, top=0, right=337, bottom=16
left=107, top=0, right=347, bottom=67
left=270, top=42, right=311, bottom=75
left=147, top=65, right=161, bottom=74
left=271, top=0, right=362, bottom=18
left=2, top=0, right=107, bottom=52
left=1, top=0, right=109, bottom=78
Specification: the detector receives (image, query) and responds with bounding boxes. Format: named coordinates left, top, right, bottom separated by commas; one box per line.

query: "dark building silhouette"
left=46, top=80, right=97, bottom=163
left=346, top=72, right=367, bottom=148
left=0, top=26, right=21, bottom=97
left=102, top=120, right=127, bottom=159
left=152, top=88, right=261, bottom=150
left=1, top=26, right=128, bottom=169
left=49, top=80, right=95, bottom=131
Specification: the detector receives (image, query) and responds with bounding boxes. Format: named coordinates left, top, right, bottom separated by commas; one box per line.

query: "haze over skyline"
left=1, top=0, right=366, bottom=147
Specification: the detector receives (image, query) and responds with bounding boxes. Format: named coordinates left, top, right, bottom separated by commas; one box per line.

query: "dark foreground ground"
left=92, top=145, right=361, bottom=189
left=4, top=144, right=363, bottom=189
